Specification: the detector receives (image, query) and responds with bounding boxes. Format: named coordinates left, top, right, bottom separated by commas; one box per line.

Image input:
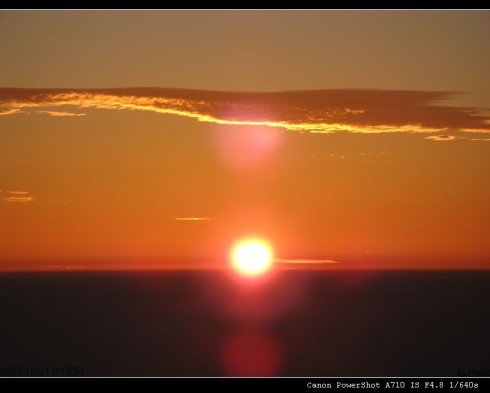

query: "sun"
left=230, top=238, right=274, bottom=277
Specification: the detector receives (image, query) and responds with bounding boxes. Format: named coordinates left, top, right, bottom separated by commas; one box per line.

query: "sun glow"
left=230, top=238, right=274, bottom=277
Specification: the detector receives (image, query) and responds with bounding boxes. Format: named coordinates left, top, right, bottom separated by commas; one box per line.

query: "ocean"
left=0, top=270, right=488, bottom=377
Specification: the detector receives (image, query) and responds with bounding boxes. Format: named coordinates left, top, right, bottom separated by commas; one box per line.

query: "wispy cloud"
left=35, top=110, right=86, bottom=117
left=425, top=135, right=460, bottom=141
left=174, top=217, right=213, bottom=221
left=275, top=258, right=340, bottom=265
left=469, top=137, right=490, bottom=142
left=4, top=196, right=35, bottom=203
left=2, top=190, right=35, bottom=203
left=0, top=88, right=489, bottom=135
left=425, top=135, right=490, bottom=142
left=6, top=190, right=30, bottom=195
left=0, top=108, right=21, bottom=116
left=1, top=190, right=69, bottom=205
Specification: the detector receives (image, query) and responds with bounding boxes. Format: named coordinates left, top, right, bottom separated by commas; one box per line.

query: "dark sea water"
left=0, top=270, right=488, bottom=377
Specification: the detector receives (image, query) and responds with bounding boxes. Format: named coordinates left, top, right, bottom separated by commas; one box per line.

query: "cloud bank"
left=0, top=88, right=489, bottom=134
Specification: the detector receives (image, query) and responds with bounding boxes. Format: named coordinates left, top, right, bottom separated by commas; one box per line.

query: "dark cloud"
left=0, top=88, right=489, bottom=134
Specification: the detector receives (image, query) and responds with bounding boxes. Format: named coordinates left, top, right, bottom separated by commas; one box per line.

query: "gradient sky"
left=1, top=10, right=490, bottom=271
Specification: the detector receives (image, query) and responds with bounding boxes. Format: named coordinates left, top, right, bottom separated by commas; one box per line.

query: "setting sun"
left=230, top=238, right=274, bottom=277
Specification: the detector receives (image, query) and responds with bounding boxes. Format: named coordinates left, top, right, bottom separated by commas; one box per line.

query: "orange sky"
left=0, top=10, right=489, bottom=271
